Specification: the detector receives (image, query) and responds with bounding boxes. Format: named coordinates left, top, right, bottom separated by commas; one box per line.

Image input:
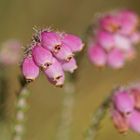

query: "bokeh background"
left=0, top=0, right=140, bottom=140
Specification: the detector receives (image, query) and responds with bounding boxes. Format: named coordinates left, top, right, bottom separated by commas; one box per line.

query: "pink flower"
left=61, top=58, right=77, bottom=73
left=62, top=34, right=84, bottom=52
left=88, top=9, right=139, bottom=69
left=0, top=39, right=21, bottom=65
left=53, top=44, right=73, bottom=62
left=88, top=44, right=107, bottom=67
left=99, top=15, right=121, bottom=32
left=32, top=43, right=53, bottom=69
left=21, top=56, right=40, bottom=82
left=112, top=89, right=134, bottom=115
left=114, top=34, right=132, bottom=51
left=96, top=30, right=115, bottom=51
left=44, top=58, right=65, bottom=86
left=130, top=32, right=140, bottom=44
left=111, top=109, right=129, bottom=133
left=107, top=48, right=125, bottom=69
left=47, top=74, right=65, bottom=87
left=40, top=31, right=62, bottom=53
left=129, top=85, right=140, bottom=109
left=117, top=10, right=138, bottom=35
left=111, top=83, right=140, bottom=134
left=21, top=28, right=83, bottom=86
left=123, top=47, right=136, bottom=61
left=128, top=111, right=140, bottom=133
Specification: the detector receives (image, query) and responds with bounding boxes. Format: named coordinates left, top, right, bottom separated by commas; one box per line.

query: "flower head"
left=88, top=9, right=140, bottom=69
left=111, top=83, right=140, bottom=134
left=21, top=28, right=84, bottom=86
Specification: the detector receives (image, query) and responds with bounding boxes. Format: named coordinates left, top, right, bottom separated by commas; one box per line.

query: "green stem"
left=56, top=75, right=76, bottom=140
left=85, top=95, right=111, bottom=140
left=12, top=77, right=30, bottom=140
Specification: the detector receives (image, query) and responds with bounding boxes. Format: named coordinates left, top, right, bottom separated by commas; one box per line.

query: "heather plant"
left=0, top=8, right=140, bottom=140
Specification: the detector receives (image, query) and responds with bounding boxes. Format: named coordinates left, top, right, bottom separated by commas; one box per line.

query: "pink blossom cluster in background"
left=88, top=9, right=140, bottom=69
left=22, top=29, right=84, bottom=87
left=0, top=39, right=21, bottom=66
left=111, top=83, right=140, bottom=133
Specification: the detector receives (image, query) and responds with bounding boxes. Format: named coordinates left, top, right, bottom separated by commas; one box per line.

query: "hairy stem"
left=85, top=95, right=111, bottom=140
left=12, top=77, right=30, bottom=140
left=56, top=75, right=76, bottom=140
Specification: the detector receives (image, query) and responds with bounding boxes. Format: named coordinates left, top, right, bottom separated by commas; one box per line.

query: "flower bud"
left=111, top=109, right=129, bottom=133
left=112, top=89, right=134, bottom=115
left=40, top=31, right=62, bottom=53
left=21, top=56, right=39, bottom=82
left=62, top=34, right=84, bottom=52
left=130, top=86, right=140, bottom=109
left=128, top=111, right=140, bottom=133
left=48, top=74, right=65, bottom=87
left=53, top=44, right=73, bottom=62
left=44, top=58, right=65, bottom=86
left=61, top=58, right=77, bottom=73
left=32, top=43, right=53, bottom=69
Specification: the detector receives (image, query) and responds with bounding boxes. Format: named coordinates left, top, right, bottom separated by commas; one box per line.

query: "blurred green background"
left=0, top=0, right=140, bottom=140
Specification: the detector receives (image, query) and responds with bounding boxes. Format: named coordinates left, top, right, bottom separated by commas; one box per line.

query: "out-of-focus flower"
left=88, top=9, right=140, bottom=69
left=117, top=10, right=139, bottom=35
left=88, top=44, right=107, bottom=67
left=21, top=29, right=84, bottom=86
left=111, top=83, right=140, bottom=134
left=107, top=48, right=125, bottom=69
left=96, top=30, right=115, bottom=51
left=128, top=110, right=140, bottom=133
left=111, top=109, right=129, bottom=133
left=112, top=89, right=134, bottom=115
left=0, top=39, right=21, bottom=65
left=99, top=15, right=121, bottom=33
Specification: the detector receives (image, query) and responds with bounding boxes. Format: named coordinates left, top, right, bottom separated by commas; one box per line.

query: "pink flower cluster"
left=0, top=39, right=21, bottom=66
left=21, top=29, right=84, bottom=87
left=88, top=10, right=140, bottom=69
left=111, top=84, right=140, bottom=134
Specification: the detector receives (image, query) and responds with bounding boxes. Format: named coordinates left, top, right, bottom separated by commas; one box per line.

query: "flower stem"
left=56, top=25, right=95, bottom=140
left=85, top=95, right=111, bottom=140
left=56, top=74, right=76, bottom=140
left=12, top=77, right=30, bottom=140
